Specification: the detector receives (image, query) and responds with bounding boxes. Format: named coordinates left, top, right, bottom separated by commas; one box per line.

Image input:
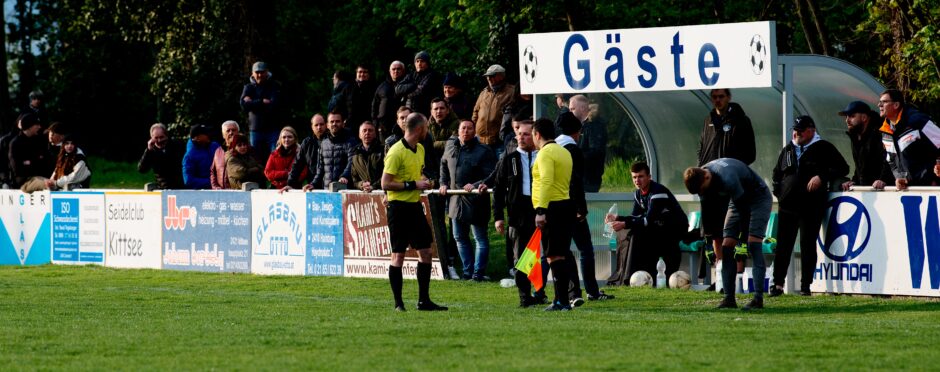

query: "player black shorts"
left=541, top=199, right=575, bottom=257
left=387, top=200, right=433, bottom=253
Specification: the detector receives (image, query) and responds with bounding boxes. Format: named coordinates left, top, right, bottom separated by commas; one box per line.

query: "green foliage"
left=862, top=0, right=940, bottom=112
left=601, top=156, right=642, bottom=193
left=85, top=157, right=152, bottom=190
left=2, top=265, right=940, bottom=369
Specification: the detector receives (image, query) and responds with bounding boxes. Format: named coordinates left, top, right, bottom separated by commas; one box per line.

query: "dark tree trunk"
left=806, top=0, right=830, bottom=55
left=794, top=0, right=820, bottom=54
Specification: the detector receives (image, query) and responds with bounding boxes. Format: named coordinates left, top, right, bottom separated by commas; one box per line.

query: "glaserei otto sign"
left=518, top=21, right=776, bottom=94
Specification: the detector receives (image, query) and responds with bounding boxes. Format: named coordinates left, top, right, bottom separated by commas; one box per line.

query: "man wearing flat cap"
left=838, top=101, right=892, bottom=190
left=239, top=61, right=282, bottom=163
left=769, top=115, right=848, bottom=297
left=395, top=51, right=442, bottom=117
left=473, top=64, right=516, bottom=159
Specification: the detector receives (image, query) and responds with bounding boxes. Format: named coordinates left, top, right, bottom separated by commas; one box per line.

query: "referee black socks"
left=389, top=265, right=404, bottom=307
left=417, top=262, right=431, bottom=303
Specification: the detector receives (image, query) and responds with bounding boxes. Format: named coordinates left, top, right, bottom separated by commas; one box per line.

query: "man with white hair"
left=211, top=120, right=240, bottom=189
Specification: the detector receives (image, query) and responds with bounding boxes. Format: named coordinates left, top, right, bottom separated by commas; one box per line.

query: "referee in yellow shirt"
left=381, top=112, right=448, bottom=312
left=532, top=118, right=577, bottom=311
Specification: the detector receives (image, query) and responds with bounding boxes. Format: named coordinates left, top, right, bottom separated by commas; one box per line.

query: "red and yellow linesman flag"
left=514, top=227, right=543, bottom=291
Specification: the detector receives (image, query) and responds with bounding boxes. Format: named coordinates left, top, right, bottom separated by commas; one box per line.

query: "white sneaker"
left=499, top=278, right=516, bottom=288
left=447, top=266, right=459, bottom=280
left=570, top=297, right=585, bottom=307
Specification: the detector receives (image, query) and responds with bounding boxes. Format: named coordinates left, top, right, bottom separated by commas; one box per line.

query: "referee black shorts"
left=541, top=199, right=575, bottom=258
left=387, top=200, right=433, bottom=253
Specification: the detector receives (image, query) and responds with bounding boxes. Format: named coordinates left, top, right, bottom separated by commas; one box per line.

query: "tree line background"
left=1, top=0, right=937, bottom=159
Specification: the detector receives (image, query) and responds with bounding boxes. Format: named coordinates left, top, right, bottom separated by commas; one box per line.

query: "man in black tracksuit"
left=838, top=101, right=893, bottom=191
left=697, top=88, right=756, bottom=285
left=492, top=120, right=547, bottom=306
left=608, top=162, right=687, bottom=284
left=770, top=116, right=849, bottom=296
left=556, top=112, right=612, bottom=305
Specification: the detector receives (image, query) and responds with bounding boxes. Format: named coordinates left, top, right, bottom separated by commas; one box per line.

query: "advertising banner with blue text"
left=0, top=190, right=51, bottom=265
left=518, top=21, right=775, bottom=94
left=162, top=191, right=251, bottom=273
left=813, top=192, right=940, bottom=297
left=343, top=193, right=442, bottom=280
left=51, top=191, right=105, bottom=265
left=104, top=191, right=162, bottom=269
left=251, top=191, right=306, bottom=275
left=306, top=192, right=344, bottom=276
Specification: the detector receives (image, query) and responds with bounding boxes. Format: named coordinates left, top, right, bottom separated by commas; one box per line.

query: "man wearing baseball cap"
left=239, top=61, right=282, bottom=163
left=473, top=64, right=515, bottom=159
left=769, top=115, right=848, bottom=297
left=838, top=101, right=892, bottom=190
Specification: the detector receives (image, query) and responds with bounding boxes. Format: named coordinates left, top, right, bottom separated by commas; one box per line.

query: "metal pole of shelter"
left=780, top=56, right=795, bottom=148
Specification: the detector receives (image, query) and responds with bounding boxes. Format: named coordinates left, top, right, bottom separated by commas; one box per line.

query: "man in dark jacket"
left=350, top=121, right=383, bottom=192
left=608, top=161, right=687, bottom=284
left=8, top=114, right=47, bottom=187
left=838, top=101, right=892, bottom=190
left=309, top=112, right=359, bottom=190
left=239, top=61, right=281, bottom=163
left=556, top=112, right=612, bottom=305
left=138, top=123, right=184, bottom=189
left=396, top=51, right=442, bottom=118
left=372, top=61, right=406, bottom=140
left=569, top=95, right=606, bottom=193
left=874, top=89, right=940, bottom=189
left=492, top=120, right=547, bottom=306
left=429, top=98, right=460, bottom=154
left=770, top=116, right=849, bottom=296
left=347, top=65, right=377, bottom=134
left=442, top=72, right=473, bottom=120
left=696, top=88, right=756, bottom=285
left=439, top=120, right=496, bottom=281
left=284, top=114, right=327, bottom=190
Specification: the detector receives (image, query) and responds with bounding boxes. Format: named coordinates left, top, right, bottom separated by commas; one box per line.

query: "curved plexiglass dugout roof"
left=535, top=54, right=886, bottom=193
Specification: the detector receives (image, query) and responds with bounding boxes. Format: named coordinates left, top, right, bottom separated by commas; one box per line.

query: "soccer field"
left=1, top=265, right=938, bottom=370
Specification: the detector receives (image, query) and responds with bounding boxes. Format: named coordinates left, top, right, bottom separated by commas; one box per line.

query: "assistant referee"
left=531, top=118, right=577, bottom=311
left=381, top=112, right=448, bottom=312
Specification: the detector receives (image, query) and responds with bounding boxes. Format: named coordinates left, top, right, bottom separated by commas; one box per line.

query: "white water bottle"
left=603, top=203, right=618, bottom=238
left=656, top=257, right=667, bottom=288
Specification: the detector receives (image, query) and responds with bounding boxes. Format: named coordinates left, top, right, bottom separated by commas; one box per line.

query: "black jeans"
left=568, top=218, right=600, bottom=298
left=772, top=207, right=824, bottom=291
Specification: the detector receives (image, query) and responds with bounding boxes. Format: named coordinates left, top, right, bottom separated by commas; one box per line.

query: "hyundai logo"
left=819, top=196, right=870, bottom=262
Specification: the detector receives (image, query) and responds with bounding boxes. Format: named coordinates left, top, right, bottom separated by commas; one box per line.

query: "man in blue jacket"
left=182, top=124, right=220, bottom=189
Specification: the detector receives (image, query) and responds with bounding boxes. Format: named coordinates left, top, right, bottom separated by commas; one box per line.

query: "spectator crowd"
left=2, top=48, right=938, bottom=312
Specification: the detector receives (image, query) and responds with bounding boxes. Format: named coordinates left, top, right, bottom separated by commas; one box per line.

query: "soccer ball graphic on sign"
left=749, top=34, right=768, bottom=75
left=522, top=45, right=538, bottom=83
left=630, top=271, right=652, bottom=287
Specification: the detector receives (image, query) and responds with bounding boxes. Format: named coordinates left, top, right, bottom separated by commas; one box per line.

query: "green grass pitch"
left=1, top=265, right=939, bottom=370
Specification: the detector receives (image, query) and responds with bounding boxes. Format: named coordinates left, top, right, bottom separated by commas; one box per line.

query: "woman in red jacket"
left=264, top=126, right=301, bottom=189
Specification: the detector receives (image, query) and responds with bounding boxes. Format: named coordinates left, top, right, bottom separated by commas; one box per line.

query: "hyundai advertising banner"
left=306, top=192, right=344, bottom=276
left=813, top=192, right=940, bottom=297
left=51, top=191, right=105, bottom=265
left=250, top=191, right=306, bottom=276
left=343, top=193, right=443, bottom=280
left=162, top=191, right=251, bottom=273
left=517, top=21, right=776, bottom=94
left=104, top=191, right=162, bottom=269
left=0, top=190, right=51, bottom=265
